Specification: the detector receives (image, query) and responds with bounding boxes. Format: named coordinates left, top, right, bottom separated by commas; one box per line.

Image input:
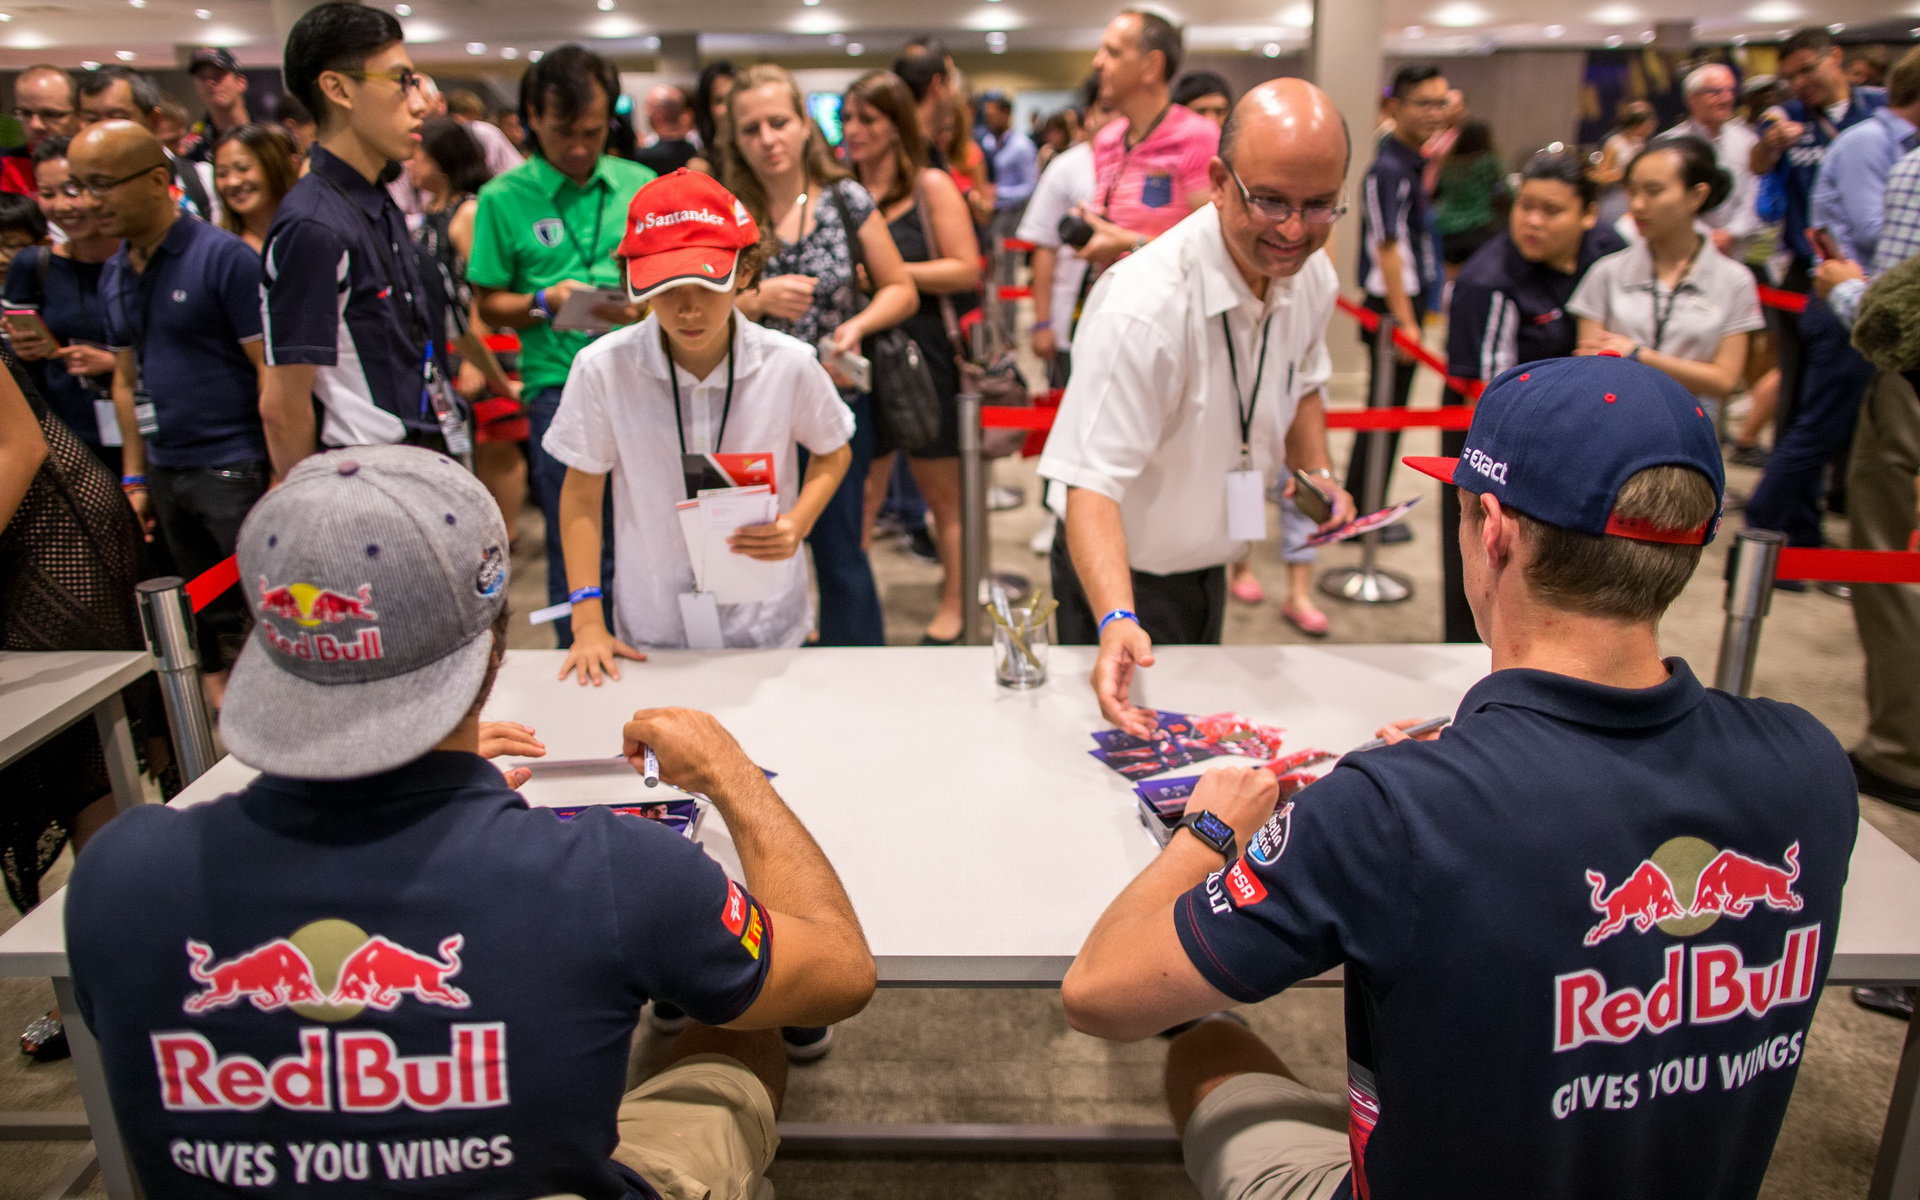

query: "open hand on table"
left=558, top=623, right=647, bottom=686
left=1093, top=620, right=1159, bottom=739
left=478, top=721, right=544, bottom=788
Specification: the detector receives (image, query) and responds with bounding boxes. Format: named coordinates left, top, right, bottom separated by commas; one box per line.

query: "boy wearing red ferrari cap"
left=545, top=169, right=854, bottom=683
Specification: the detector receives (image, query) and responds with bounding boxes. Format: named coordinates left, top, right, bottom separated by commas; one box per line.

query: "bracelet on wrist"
left=567, top=586, right=603, bottom=605
left=120, top=474, right=147, bottom=490
left=531, top=289, right=552, bottom=321
left=1031, top=320, right=1052, bottom=332
left=1098, top=609, right=1140, bottom=636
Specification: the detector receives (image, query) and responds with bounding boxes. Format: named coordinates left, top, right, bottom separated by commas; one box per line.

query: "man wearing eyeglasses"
left=1039, top=80, right=1357, bottom=738
left=2, top=65, right=80, bottom=196
left=259, top=1, right=448, bottom=477
left=76, top=66, right=220, bottom=223
left=72, top=119, right=268, bottom=705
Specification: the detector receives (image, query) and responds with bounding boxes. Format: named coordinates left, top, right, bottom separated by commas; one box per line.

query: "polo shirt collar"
left=151, top=212, right=197, bottom=261
left=1195, top=205, right=1286, bottom=320
left=1381, top=134, right=1424, bottom=172
left=308, top=145, right=395, bottom=220
left=531, top=153, right=617, bottom=197
left=1873, top=106, right=1919, bottom=147
left=1458, top=657, right=1705, bottom=731
left=244, top=751, right=510, bottom=827
left=1615, top=237, right=1712, bottom=294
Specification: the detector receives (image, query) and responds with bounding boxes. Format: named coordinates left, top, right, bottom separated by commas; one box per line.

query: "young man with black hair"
left=1344, top=63, right=1448, bottom=539
left=1065, top=355, right=1857, bottom=1200
left=259, top=1, right=447, bottom=477
left=77, top=65, right=219, bottom=220
left=1074, top=7, right=1218, bottom=267
left=469, top=44, right=652, bottom=648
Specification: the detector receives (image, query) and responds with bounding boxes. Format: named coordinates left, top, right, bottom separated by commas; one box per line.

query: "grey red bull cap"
left=222, top=446, right=509, bottom=780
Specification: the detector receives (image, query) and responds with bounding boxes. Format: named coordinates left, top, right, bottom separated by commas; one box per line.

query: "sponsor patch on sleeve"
left=721, top=880, right=748, bottom=938
left=1225, top=860, right=1268, bottom=908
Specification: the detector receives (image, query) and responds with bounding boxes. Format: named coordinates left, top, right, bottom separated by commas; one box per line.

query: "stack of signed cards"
left=1089, top=712, right=1329, bottom=846
left=549, top=798, right=706, bottom=837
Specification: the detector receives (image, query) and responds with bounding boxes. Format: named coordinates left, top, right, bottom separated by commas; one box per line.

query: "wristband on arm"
left=567, top=586, right=603, bottom=605
left=1098, top=609, right=1140, bottom=636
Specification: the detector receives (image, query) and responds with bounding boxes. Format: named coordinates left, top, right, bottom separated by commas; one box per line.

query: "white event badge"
left=1226, top=455, right=1268, bottom=542
left=93, top=398, right=124, bottom=446
left=678, top=592, right=724, bottom=649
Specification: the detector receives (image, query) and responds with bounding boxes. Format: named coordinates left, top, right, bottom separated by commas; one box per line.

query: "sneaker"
left=1853, top=986, right=1915, bottom=1020
left=988, top=485, right=1025, bottom=512
left=1818, top=581, right=1852, bottom=601
left=647, top=1001, right=692, bottom=1035
left=1728, top=443, right=1771, bottom=469
left=782, top=1025, right=835, bottom=1062
left=20, top=1012, right=68, bottom=1061
left=903, top=526, right=939, bottom=564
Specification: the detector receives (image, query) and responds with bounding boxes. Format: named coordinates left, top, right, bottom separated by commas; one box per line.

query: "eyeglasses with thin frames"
left=12, top=107, right=72, bottom=124
left=76, top=163, right=167, bottom=198
left=1223, top=160, right=1346, bottom=227
left=335, top=66, right=423, bottom=94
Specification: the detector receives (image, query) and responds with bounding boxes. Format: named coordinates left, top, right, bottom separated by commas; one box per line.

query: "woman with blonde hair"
left=718, top=63, right=917, bottom=648
left=842, top=69, right=981, bottom=644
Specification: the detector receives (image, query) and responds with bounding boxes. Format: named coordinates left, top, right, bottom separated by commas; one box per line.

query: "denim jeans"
left=802, top=392, right=885, bottom=645
left=528, top=386, right=614, bottom=648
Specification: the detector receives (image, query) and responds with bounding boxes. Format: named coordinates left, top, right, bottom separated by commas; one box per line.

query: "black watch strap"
left=1177, top=810, right=1238, bottom=862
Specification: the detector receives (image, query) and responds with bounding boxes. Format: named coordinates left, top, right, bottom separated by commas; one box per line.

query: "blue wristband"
left=567, top=586, right=603, bottom=605
left=532, top=289, right=551, bottom=319
left=119, top=474, right=147, bottom=486
left=1098, top=609, right=1140, bottom=636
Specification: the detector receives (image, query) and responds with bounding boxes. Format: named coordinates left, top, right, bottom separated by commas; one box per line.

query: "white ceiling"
left=0, top=0, right=1913, bottom=73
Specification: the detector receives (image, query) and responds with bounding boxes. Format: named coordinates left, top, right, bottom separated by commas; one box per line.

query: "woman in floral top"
left=720, top=64, right=917, bottom=646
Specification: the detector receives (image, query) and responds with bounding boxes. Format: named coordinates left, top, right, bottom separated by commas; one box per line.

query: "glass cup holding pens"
left=987, top=587, right=1055, bottom=689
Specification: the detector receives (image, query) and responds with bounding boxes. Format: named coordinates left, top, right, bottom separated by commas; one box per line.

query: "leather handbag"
left=826, top=183, right=942, bottom=453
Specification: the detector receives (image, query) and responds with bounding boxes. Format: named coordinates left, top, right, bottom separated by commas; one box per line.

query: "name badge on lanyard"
left=1222, top=313, right=1275, bottom=542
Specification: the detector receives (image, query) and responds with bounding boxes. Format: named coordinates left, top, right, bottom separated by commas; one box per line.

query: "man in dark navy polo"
left=76, top=65, right=219, bottom=222
left=260, top=2, right=448, bottom=477
left=1064, top=356, right=1858, bottom=1200
left=1345, top=64, right=1447, bottom=536
left=75, top=119, right=266, bottom=702
left=1438, top=151, right=1624, bottom=641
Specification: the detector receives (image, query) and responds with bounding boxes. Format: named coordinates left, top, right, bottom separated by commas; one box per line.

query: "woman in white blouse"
left=1570, top=135, right=1763, bottom=417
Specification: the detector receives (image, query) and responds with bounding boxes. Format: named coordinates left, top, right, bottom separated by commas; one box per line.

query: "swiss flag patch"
left=1225, top=860, right=1267, bottom=908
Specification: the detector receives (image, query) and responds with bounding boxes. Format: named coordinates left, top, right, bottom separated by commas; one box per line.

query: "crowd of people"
left=0, top=3, right=1914, bottom=1197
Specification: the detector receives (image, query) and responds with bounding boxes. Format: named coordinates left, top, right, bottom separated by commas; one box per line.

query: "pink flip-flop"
left=1281, top=601, right=1330, bottom=637
left=1230, top=575, right=1266, bottom=604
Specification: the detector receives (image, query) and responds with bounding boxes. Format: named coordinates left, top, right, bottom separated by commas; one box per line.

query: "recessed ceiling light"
left=1732, top=32, right=1748, bottom=43
left=0, top=11, right=15, bottom=19
left=990, top=42, right=1006, bottom=51
left=801, top=0, right=821, bottom=6
left=846, top=41, right=864, bottom=54
left=827, top=31, right=846, bottom=43
left=1262, top=41, right=1282, bottom=56
left=500, top=46, right=518, bottom=58
left=1234, top=35, right=1254, bottom=49
left=465, top=41, right=485, bottom=54
left=598, top=0, right=615, bottom=9
left=1543, top=23, right=1564, bottom=36
left=1911, top=26, right=1920, bottom=37
left=127, top=0, right=145, bottom=7
left=1280, top=4, right=1312, bottom=27
left=394, top=2, right=410, bottom=13
left=1404, top=24, right=1426, bottom=37
left=1590, top=4, right=1637, bottom=24
left=193, top=7, right=211, bottom=16
left=1432, top=2, right=1489, bottom=26
left=115, top=49, right=134, bottom=59
left=642, top=34, right=660, bottom=48
left=1744, top=1, right=1799, bottom=21
left=1776, top=28, right=1792, bottom=37
left=1827, top=21, right=1844, bottom=31
left=1639, top=28, right=1656, bottom=40
left=78, top=59, right=99, bottom=69
left=1603, top=33, right=1624, bottom=45
left=528, top=49, right=544, bottom=61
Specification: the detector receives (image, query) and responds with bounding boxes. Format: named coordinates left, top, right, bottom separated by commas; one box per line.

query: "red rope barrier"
left=1325, top=407, right=1475, bottom=431
left=185, top=556, right=240, bottom=614
left=1759, top=286, right=1808, bottom=314
left=1776, top=548, right=1920, bottom=585
left=998, top=285, right=1032, bottom=301
left=1002, top=238, right=1036, bottom=253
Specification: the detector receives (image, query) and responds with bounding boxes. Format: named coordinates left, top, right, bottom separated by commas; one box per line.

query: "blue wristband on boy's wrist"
left=1098, top=609, right=1140, bottom=636
left=567, top=586, right=603, bottom=605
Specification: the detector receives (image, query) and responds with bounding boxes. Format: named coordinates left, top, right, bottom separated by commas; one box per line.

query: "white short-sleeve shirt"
left=542, top=314, right=855, bottom=650
left=1015, top=142, right=1096, bottom=351
left=1037, top=204, right=1337, bottom=577
left=1568, top=242, right=1764, bottom=410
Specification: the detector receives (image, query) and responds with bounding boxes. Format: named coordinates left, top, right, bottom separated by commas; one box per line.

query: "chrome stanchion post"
left=136, top=576, right=219, bottom=783
left=1320, top=313, right=1413, bottom=604
left=959, top=390, right=990, bottom=646
left=1714, top=528, right=1784, bottom=697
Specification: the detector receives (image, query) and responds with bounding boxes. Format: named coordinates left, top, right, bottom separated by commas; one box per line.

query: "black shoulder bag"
left=826, top=181, right=940, bottom=453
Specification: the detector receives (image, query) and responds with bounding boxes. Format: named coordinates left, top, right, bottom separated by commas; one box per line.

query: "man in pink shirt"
left=1077, top=8, right=1219, bottom=266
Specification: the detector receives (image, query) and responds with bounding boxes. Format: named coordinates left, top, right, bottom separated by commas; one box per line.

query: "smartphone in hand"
left=1291, top=468, right=1334, bottom=524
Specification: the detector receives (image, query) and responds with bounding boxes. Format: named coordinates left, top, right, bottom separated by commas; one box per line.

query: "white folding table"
left=5, top=646, right=1920, bottom=1198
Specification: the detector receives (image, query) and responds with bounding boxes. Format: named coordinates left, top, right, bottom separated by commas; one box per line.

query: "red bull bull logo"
left=181, top=932, right=468, bottom=1015
left=1584, top=862, right=1688, bottom=946
left=1582, top=840, right=1803, bottom=945
left=331, top=935, right=470, bottom=1011
left=256, top=578, right=385, bottom=663
left=183, top=938, right=327, bottom=1014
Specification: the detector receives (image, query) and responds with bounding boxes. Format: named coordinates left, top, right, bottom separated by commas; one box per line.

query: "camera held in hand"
left=1058, top=213, right=1094, bottom=249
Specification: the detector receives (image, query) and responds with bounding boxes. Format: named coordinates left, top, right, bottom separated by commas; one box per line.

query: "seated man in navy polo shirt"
left=260, top=2, right=450, bottom=477
left=1064, top=356, right=1858, bottom=1200
left=74, top=118, right=267, bottom=702
left=66, top=445, right=876, bottom=1199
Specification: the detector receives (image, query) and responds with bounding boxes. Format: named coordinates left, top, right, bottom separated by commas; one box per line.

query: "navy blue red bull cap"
left=1403, top=356, right=1725, bottom=545
left=222, top=446, right=509, bottom=780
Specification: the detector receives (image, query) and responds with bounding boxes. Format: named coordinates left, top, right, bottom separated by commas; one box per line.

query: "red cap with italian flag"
left=617, top=168, right=761, bottom=303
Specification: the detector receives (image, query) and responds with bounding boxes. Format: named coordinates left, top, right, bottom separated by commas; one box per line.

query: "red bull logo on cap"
left=256, top=578, right=385, bottom=663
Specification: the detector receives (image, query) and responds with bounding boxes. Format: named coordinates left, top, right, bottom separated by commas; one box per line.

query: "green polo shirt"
left=467, top=153, right=655, bottom=397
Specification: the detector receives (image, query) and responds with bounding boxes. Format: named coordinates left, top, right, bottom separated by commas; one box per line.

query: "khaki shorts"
left=1183, top=1072, right=1353, bottom=1200
left=611, top=1053, right=780, bottom=1200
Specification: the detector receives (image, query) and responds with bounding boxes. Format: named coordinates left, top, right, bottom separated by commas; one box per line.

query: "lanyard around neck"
left=664, top=323, right=737, bottom=480
left=1221, top=312, right=1274, bottom=468
left=1647, top=237, right=1702, bottom=354
left=553, top=174, right=608, bottom=274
